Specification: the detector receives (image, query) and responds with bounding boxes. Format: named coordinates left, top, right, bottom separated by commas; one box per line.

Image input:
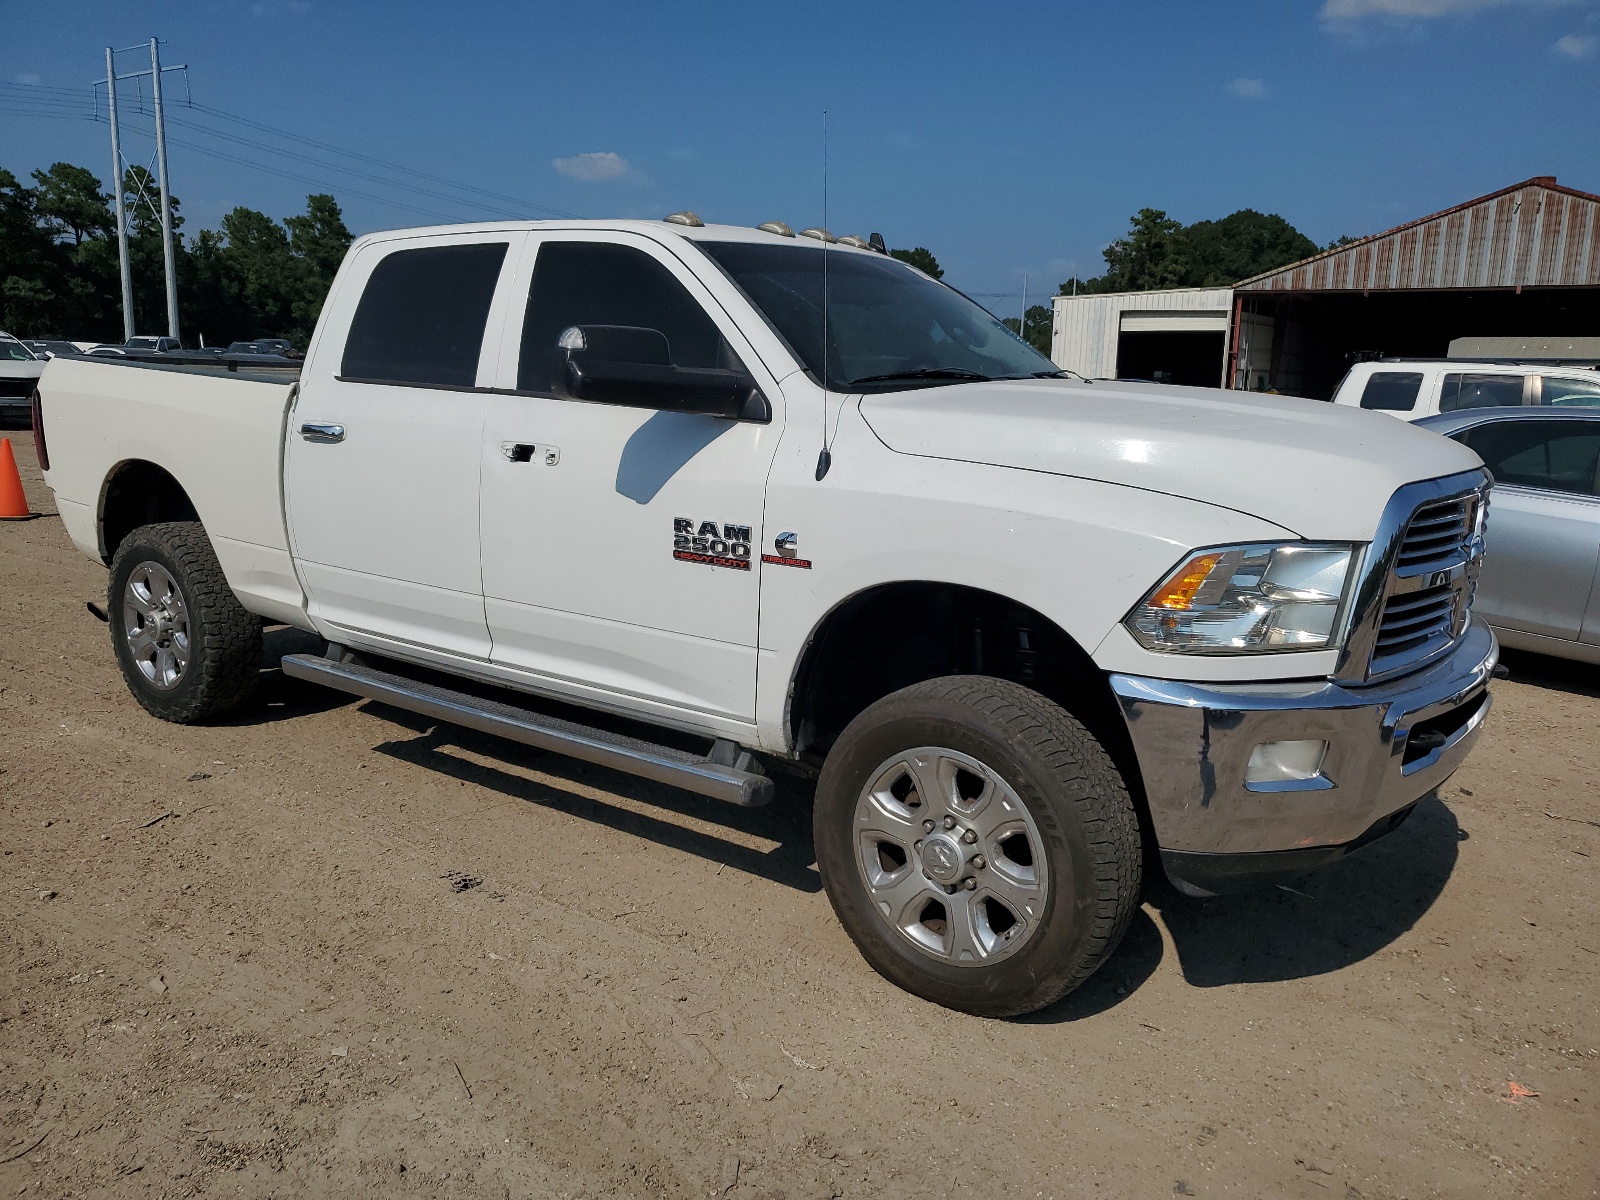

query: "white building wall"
left=1051, top=287, right=1235, bottom=378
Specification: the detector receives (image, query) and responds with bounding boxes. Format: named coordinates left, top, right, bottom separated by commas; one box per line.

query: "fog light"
left=1245, top=739, right=1328, bottom=785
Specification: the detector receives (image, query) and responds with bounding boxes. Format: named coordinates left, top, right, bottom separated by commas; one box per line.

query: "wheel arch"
left=784, top=580, right=1147, bottom=819
left=97, top=459, right=201, bottom=565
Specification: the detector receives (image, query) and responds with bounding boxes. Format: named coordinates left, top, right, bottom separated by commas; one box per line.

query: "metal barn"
left=1050, top=177, right=1600, bottom=398
left=1230, top=176, right=1600, bottom=398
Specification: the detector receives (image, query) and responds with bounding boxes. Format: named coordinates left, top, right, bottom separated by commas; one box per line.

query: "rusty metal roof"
left=1236, top=177, right=1600, bottom=293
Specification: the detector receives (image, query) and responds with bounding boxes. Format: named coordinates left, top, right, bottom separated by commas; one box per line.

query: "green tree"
left=1063, top=206, right=1320, bottom=295
left=1183, top=209, right=1318, bottom=286
left=1002, top=304, right=1054, bottom=356
left=31, top=162, right=110, bottom=247
left=220, top=205, right=298, bottom=341
left=1096, top=208, right=1191, bottom=292
left=889, top=246, right=944, bottom=279
left=284, top=193, right=352, bottom=335
left=0, top=167, right=68, bottom=336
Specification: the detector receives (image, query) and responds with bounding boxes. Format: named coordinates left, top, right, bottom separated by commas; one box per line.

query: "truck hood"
left=857, top=378, right=1484, bottom=540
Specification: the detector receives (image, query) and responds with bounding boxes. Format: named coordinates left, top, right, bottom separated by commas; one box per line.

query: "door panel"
left=1475, top=487, right=1600, bottom=640
left=285, top=234, right=518, bottom=657
left=478, top=233, right=783, bottom=719
left=481, top=398, right=775, bottom=717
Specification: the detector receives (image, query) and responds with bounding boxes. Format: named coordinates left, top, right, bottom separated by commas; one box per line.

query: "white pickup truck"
left=34, top=216, right=1498, bottom=1016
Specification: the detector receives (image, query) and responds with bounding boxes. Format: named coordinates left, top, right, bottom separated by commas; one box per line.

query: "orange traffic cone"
left=0, top=437, right=35, bottom=520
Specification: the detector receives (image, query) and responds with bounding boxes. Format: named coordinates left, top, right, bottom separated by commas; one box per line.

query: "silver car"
left=1418, top=408, right=1600, bottom=664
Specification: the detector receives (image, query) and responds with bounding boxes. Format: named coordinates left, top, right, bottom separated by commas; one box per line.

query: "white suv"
left=1332, top=360, right=1600, bottom=420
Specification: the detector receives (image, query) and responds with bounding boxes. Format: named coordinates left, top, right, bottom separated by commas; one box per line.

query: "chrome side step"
left=280, top=653, right=774, bottom=807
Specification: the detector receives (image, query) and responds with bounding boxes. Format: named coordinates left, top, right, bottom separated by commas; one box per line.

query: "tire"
left=107, top=521, right=263, bottom=723
left=814, top=676, right=1142, bottom=1017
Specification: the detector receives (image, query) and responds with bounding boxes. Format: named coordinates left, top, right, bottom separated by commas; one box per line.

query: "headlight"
left=1126, top=542, right=1356, bottom=654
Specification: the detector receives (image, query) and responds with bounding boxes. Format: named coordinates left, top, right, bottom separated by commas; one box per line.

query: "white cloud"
left=1553, top=31, right=1597, bottom=54
left=1322, top=0, right=1513, bottom=17
left=553, top=151, right=631, bottom=182
left=14, top=73, right=41, bottom=85
left=1229, top=77, right=1269, bottom=98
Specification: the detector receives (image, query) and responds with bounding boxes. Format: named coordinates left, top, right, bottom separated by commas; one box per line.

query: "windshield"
left=698, top=241, right=1059, bottom=392
left=0, top=337, right=36, bottom=361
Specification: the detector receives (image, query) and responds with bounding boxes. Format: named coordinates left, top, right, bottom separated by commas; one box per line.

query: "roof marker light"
left=663, top=211, right=704, bottom=227
left=757, top=221, right=795, bottom=237
left=797, top=227, right=836, bottom=243
left=836, top=235, right=870, bottom=249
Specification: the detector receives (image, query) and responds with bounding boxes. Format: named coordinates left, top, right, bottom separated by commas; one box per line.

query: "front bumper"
left=1110, top=619, right=1497, bottom=896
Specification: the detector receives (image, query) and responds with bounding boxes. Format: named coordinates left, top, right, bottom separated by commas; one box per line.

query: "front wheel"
left=108, top=521, right=263, bottom=723
left=814, top=676, right=1142, bottom=1017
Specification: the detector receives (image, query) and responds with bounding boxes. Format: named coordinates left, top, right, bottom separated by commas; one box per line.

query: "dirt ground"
left=1, top=426, right=1595, bottom=1200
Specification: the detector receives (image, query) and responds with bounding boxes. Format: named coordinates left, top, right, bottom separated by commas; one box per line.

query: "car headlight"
left=1125, top=542, right=1356, bottom=654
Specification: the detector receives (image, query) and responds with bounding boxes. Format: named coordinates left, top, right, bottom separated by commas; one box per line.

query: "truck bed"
left=38, top=354, right=308, bottom=628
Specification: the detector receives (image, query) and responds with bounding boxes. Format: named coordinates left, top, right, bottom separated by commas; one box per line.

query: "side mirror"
left=553, top=325, right=770, bottom=421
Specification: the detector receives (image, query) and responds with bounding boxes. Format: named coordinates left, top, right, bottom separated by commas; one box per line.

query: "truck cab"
left=1333, top=358, right=1600, bottom=420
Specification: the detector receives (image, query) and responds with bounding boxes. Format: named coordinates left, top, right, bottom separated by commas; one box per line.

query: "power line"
left=186, top=100, right=579, bottom=218
left=0, top=81, right=581, bottom=221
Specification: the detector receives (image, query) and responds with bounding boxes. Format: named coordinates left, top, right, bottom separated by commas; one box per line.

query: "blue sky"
left=3, top=0, right=1598, bottom=306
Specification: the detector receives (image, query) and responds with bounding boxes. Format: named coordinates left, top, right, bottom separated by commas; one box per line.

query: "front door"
left=285, top=234, right=519, bottom=657
left=479, top=233, right=784, bottom=720
left=1458, top=418, right=1600, bottom=641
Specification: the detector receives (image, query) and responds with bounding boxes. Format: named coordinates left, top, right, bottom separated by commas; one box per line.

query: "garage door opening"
left=1116, top=330, right=1227, bottom=387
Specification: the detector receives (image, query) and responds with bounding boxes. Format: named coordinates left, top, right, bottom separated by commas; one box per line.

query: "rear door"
left=1538, top=372, right=1600, bottom=409
left=478, top=233, right=785, bottom=719
left=1456, top=418, right=1600, bottom=640
left=1439, top=372, right=1531, bottom=414
left=285, top=233, right=521, bottom=657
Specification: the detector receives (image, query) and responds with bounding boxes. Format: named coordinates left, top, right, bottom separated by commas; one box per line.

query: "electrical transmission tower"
left=96, top=39, right=187, bottom=343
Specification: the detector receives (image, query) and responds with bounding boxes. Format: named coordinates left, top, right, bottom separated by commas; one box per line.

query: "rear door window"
left=1358, top=371, right=1424, bottom=411
left=1439, top=373, right=1525, bottom=413
left=517, top=240, right=732, bottom=395
left=341, top=241, right=509, bottom=387
left=1540, top=375, right=1600, bottom=408
left=1458, top=420, right=1600, bottom=496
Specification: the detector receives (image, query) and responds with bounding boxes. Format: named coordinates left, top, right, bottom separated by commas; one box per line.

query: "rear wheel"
left=108, top=521, right=263, bottom=723
left=814, top=676, right=1142, bottom=1017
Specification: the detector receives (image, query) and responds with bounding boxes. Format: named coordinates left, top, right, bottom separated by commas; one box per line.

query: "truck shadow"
left=368, top=708, right=824, bottom=894
left=1025, top=793, right=1462, bottom=1021
left=218, top=626, right=355, bottom=726
left=1498, top=648, right=1600, bottom=700
left=1149, top=793, right=1462, bottom=989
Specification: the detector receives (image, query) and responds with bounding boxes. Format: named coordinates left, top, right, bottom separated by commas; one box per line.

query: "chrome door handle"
left=501, top=441, right=559, bottom=465
left=300, top=422, right=345, bottom=443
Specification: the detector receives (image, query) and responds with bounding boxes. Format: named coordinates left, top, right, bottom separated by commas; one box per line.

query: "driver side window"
left=516, top=240, right=736, bottom=395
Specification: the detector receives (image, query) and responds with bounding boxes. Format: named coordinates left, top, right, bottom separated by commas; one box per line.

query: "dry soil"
left=1, top=427, right=1595, bottom=1199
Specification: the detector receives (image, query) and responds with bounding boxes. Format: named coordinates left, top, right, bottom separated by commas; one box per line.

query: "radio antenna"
left=815, top=109, right=833, bottom=481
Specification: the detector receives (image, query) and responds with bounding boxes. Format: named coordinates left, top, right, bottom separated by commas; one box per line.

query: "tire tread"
left=108, top=521, right=262, bottom=724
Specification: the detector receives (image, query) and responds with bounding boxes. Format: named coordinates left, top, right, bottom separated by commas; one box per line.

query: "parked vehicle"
left=1418, top=408, right=1600, bottom=664
left=123, top=335, right=183, bottom=353
left=1333, top=358, right=1600, bottom=420
left=24, top=340, right=82, bottom=359
left=0, top=332, right=45, bottom=419
left=224, top=339, right=294, bottom=357
left=33, top=218, right=1498, bottom=1016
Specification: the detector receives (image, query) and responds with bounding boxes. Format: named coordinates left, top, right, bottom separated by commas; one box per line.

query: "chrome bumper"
left=1110, top=619, right=1497, bottom=868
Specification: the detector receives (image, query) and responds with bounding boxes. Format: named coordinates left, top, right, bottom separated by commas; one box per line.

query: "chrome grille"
left=1394, top=496, right=1475, bottom=570
left=1374, top=584, right=1456, bottom=658
left=1367, top=490, right=1485, bottom=680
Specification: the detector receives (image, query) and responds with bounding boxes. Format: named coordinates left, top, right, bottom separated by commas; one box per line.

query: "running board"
left=280, top=653, right=774, bottom=807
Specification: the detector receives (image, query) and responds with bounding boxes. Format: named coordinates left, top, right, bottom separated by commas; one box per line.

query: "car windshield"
left=0, top=337, right=37, bottom=361
left=698, top=241, right=1060, bottom=392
